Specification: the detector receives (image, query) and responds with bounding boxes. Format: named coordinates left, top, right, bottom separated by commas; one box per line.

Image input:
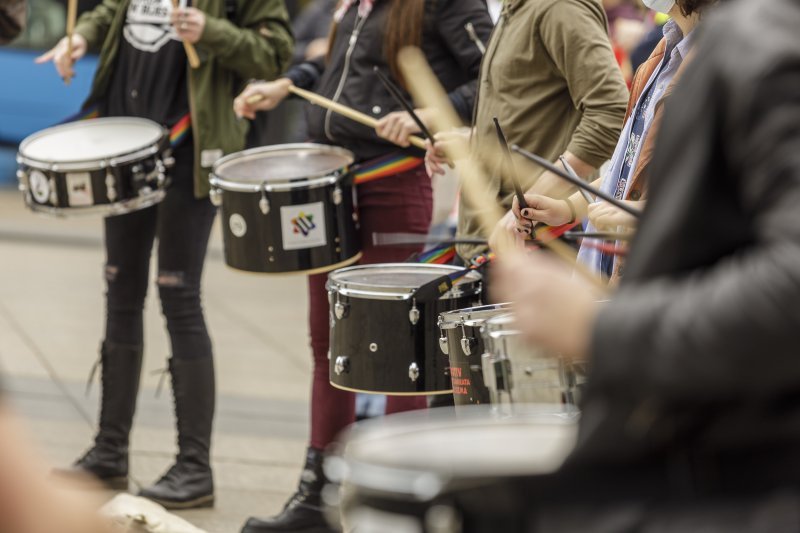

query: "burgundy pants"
left=308, top=164, right=433, bottom=450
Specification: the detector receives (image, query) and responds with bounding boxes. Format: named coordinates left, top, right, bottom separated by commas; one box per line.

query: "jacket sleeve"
left=590, top=62, right=800, bottom=403
left=74, top=0, right=121, bottom=51
left=539, top=0, right=628, bottom=168
left=285, top=55, right=326, bottom=91
left=434, top=0, right=493, bottom=123
left=199, top=0, right=294, bottom=81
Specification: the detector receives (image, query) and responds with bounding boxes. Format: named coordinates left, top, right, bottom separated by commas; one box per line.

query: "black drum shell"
left=17, top=139, right=169, bottom=216
left=443, top=323, right=492, bottom=407
left=329, top=293, right=482, bottom=394
left=217, top=178, right=360, bottom=274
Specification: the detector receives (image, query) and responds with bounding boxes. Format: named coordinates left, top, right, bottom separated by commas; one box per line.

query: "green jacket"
left=75, top=0, right=294, bottom=198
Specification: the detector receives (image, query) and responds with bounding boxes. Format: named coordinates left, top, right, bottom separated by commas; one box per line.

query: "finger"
left=35, top=48, right=57, bottom=63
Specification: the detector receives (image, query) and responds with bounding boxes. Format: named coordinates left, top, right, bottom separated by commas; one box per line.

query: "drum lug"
left=334, top=355, right=350, bottom=376
left=408, top=362, right=420, bottom=382
left=162, top=155, right=176, bottom=168
left=460, top=336, right=478, bottom=356
left=48, top=178, right=58, bottom=206
left=332, top=186, right=343, bottom=206
left=334, top=293, right=349, bottom=320
left=259, top=189, right=270, bottom=215
left=209, top=188, right=223, bottom=207
left=439, top=334, right=449, bottom=355
left=409, top=299, right=420, bottom=325
left=105, top=173, right=118, bottom=202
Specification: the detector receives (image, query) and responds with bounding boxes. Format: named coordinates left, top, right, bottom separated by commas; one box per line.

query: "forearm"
left=524, top=151, right=597, bottom=200
left=73, top=0, right=120, bottom=50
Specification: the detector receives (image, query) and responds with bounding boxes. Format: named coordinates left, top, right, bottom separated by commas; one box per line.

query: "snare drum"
left=17, top=118, right=170, bottom=216
left=327, top=405, right=578, bottom=533
left=481, top=314, right=585, bottom=408
left=327, top=264, right=482, bottom=395
left=437, top=303, right=512, bottom=407
left=209, top=144, right=361, bottom=274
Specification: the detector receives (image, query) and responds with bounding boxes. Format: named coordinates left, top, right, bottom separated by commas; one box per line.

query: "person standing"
left=493, top=0, right=800, bottom=528
left=36, top=0, right=293, bottom=510
left=235, top=1, right=492, bottom=530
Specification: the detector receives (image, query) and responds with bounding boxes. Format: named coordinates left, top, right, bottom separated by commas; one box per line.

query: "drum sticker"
left=66, top=173, right=94, bottom=206
left=281, top=202, right=327, bottom=250
left=29, top=170, right=50, bottom=204
left=229, top=214, right=247, bottom=238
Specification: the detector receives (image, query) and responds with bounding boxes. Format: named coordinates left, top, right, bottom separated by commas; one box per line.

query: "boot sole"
left=143, top=494, right=215, bottom=510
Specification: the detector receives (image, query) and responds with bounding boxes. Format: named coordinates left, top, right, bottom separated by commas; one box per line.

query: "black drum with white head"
left=326, top=406, right=579, bottom=533
left=327, top=264, right=483, bottom=395
left=209, top=144, right=361, bottom=274
left=437, top=303, right=512, bottom=407
left=17, top=118, right=170, bottom=216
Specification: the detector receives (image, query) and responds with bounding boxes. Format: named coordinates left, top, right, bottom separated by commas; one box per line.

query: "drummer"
left=493, top=0, right=800, bottom=526
left=234, top=1, right=492, bottom=531
left=36, top=0, right=293, bottom=510
left=425, top=0, right=629, bottom=263
left=508, top=0, right=714, bottom=283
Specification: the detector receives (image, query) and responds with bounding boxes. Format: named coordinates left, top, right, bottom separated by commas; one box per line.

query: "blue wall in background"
left=0, top=49, right=98, bottom=185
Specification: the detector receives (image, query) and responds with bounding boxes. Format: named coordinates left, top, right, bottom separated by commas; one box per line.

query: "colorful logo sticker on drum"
left=229, top=214, right=247, bottom=238
left=29, top=170, right=50, bottom=204
left=280, top=202, right=327, bottom=250
left=66, top=173, right=94, bottom=207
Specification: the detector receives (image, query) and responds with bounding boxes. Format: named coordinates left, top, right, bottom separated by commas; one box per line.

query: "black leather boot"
left=241, top=447, right=338, bottom=533
left=54, top=341, right=143, bottom=491
left=139, top=357, right=215, bottom=509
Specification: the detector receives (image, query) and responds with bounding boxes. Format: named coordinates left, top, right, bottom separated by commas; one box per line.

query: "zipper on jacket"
left=324, top=15, right=368, bottom=142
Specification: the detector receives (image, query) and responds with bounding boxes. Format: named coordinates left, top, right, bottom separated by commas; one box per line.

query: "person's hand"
left=375, top=109, right=432, bottom=148
left=424, top=129, right=470, bottom=176
left=513, top=194, right=574, bottom=235
left=488, top=210, right=526, bottom=252
left=234, top=79, right=293, bottom=119
left=171, top=7, right=205, bottom=44
left=35, top=33, right=88, bottom=80
left=587, top=200, right=641, bottom=231
left=491, top=251, right=602, bottom=360
left=304, top=37, right=329, bottom=59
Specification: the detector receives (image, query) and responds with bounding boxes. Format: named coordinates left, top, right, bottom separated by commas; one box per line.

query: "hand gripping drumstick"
left=64, top=0, right=77, bottom=85
left=373, top=67, right=436, bottom=143
left=171, top=0, right=201, bottom=69
left=246, top=87, right=428, bottom=150
left=397, top=47, right=607, bottom=292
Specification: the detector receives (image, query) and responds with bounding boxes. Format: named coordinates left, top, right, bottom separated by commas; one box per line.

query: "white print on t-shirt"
left=123, top=0, right=180, bottom=53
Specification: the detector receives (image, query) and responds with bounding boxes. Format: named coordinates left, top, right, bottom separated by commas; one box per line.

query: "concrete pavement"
left=0, top=188, right=313, bottom=532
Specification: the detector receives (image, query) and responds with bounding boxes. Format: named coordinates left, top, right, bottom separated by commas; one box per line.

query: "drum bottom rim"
left=330, top=382, right=453, bottom=396
left=25, top=190, right=166, bottom=218
left=223, top=252, right=363, bottom=276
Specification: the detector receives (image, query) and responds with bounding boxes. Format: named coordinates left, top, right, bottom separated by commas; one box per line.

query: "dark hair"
left=676, top=0, right=717, bottom=16
left=328, top=0, right=427, bottom=86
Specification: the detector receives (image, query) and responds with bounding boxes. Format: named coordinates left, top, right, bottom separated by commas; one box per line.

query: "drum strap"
left=353, top=152, right=424, bottom=185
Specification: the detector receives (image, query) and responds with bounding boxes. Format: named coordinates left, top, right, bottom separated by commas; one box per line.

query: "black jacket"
left=569, top=0, right=800, bottom=485
left=286, top=0, right=493, bottom=161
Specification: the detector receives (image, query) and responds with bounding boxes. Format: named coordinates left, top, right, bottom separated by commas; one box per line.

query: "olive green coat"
left=75, top=0, right=294, bottom=197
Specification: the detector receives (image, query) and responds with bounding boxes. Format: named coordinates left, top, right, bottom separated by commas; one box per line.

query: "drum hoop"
left=23, top=189, right=166, bottom=217
left=438, top=303, right=513, bottom=329
left=17, top=118, right=168, bottom=172
left=327, top=263, right=482, bottom=300
left=210, top=143, right=355, bottom=192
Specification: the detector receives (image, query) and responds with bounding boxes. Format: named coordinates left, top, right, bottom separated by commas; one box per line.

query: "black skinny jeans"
left=103, top=139, right=217, bottom=360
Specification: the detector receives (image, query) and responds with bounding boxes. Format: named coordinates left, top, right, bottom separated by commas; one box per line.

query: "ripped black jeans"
left=104, top=141, right=217, bottom=360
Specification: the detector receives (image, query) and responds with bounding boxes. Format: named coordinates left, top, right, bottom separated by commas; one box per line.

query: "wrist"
left=562, top=198, right=577, bottom=225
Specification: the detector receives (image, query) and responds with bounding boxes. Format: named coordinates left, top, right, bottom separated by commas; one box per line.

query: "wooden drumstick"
left=397, top=46, right=607, bottom=292
left=171, top=0, right=201, bottom=69
left=245, top=88, right=428, bottom=150
left=64, top=0, right=78, bottom=85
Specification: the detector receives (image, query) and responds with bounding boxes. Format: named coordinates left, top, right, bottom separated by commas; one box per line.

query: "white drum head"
left=328, top=263, right=482, bottom=299
left=19, top=117, right=164, bottom=164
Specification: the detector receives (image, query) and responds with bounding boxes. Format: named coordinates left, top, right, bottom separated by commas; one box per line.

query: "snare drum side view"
left=327, top=264, right=483, bottom=395
left=481, top=313, right=583, bottom=409
left=17, top=117, right=171, bottom=217
left=210, top=144, right=361, bottom=275
left=437, top=303, right=512, bottom=407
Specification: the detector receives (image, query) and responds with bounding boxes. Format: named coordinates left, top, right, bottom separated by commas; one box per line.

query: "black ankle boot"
left=241, top=447, right=338, bottom=533
left=54, top=341, right=143, bottom=491
left=139, top=357, right=215, bottom=509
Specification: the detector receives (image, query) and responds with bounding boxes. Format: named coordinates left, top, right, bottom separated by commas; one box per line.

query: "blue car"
left=0, top=0, right=100, bottom=185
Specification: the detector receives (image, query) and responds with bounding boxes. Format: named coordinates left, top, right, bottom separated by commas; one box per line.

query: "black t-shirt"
left=106, top=0, right=190, bottom=127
